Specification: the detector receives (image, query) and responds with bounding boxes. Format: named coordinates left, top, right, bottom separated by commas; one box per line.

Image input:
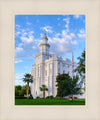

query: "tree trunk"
left=43, top=91, right=45, bottom=98
left=26, top=82, right=29, bottom=99
left=72, top=95, right=74, bottom=102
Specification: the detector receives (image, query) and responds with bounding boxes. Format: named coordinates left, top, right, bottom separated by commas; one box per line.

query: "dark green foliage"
left=75, top=50, right=85, bottom=80
left=69, top=75, right=83, bottom=96
left=36, top=96, right=40, bottom=99
left=56, top=73, right=72, bottom=97
left=54, top=96, right=63, bottom=99
left=40, top=85, right=48, bottom=91
left=15, top=96, right=26, bottom=99
left=23, top=73, right=33, bottom=83
left=29, top=94, right=33, bottom=99
left=46, top=95, right=54, bottom=99
left=18, top=86, right=27, bottom=96
left=15, top=99, right=85, bottom=105
left=40, top=84, right=48, bottom=98
left=56, top=74, right=83, bottom=98
left=15, top=85, right=33, bottom=99
left=15, top=85, right=22, bottom=96
left=23, top=73, right=33, bottom=99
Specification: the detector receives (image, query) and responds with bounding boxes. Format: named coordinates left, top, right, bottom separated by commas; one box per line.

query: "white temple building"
left=31, top=33, right=78, bottom=98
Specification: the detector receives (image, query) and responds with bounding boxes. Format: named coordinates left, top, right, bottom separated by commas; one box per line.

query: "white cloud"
left=15, top=25, right=39, bottom=59
left=26, top=22, right=31, bottom=25
left=15, top=54, right=35, bottom=59
left=16, top=24, right=21, bottom=28
left=48, top=31, right=77, bottom=55
left=15, top=73, right=25, bottom=85
left=29, top=31, right=34, bottom=35
left=15, top=17, right=80, bottom=60
left=32, top=46, right=39, bottom=51
left=63, top=18, right=70, bottom=32
left=21, top=35, right=33, bottom=44
left=62, top=30, right=76, bottom=41
left=74, top=15, right=81, bottom=19
left=15, top=47, right=24, bottom=52
left=18, top=43, right=24, bottom=47
left=77, top=29, right=85, bottom=38
left=40, top=26, right=53, bottom=33
left=20, top=31, right=34, bottom=44
left=15, top=31, right=21, bottom=37
left=15, top=59, right=23, bottom=63
left=71, top=40, right=77, bottom=45
left=54, top=33, right=61, bottom=37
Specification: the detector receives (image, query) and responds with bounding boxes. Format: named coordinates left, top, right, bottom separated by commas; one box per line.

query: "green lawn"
left=15, top=99, right=85, bottom=105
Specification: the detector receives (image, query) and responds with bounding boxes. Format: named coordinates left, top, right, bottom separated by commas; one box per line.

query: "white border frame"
left=0, top=0, right=100, bottom=120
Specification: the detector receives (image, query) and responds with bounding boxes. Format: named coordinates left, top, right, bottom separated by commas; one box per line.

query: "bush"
left=15, top=96, right=26, bottom=99
left=74, top=97, right=78, bottom=99
left=36, top=96, right=40, bottom=99
left=54, top=96, right=63, bottom=99
left=46, top=95, right=54, bottom=99
left=29, top=94, right=33, bottom=99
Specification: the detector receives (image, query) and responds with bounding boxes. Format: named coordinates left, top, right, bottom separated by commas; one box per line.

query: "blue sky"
left=15, top=15, right=85, bottom=85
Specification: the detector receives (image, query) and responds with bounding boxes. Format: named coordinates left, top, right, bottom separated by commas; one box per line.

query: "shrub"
left=36, top=96, right=40, bottom=99
left=46, top=95, right=54, bottom=99
left=74, top=97, right=78, bottom=99
left=15, top=96, right=26, bottom=99
left=29, top=94, right=33, bottom=99
left=54, top=96, right=63, bottom=99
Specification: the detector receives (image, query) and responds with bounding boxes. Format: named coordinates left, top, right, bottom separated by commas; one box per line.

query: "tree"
left=75, top=50, right=85, bottom=81
left=75, top=50, right=85, bottom=91
left=19, top=85, right=27, bottom=96
left=56, top=73, right=72, bottom=97
left=15, top=85, right=22, bottom=96
left=68, top=75, right=83, bottom=101
left=56, top=74, right=83, bottom=101
left=40, top=85, right=48, bottom=98
left=15, top=85, right=33, bottom=99
left=23, top=73, right=33, bottom=99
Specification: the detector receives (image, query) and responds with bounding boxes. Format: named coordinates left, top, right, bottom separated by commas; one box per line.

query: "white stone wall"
left=31, top=34, right=79, bottom=98
left=31, top=56, right=78, bottom=98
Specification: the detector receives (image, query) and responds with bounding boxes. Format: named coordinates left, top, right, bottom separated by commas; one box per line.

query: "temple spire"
left=44, top=29, right=46, bottom=35
left=39, top=31, right=50, bottom=53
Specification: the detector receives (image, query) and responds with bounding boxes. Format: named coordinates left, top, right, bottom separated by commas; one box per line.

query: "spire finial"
left=44, top=29, right=46, bottom=35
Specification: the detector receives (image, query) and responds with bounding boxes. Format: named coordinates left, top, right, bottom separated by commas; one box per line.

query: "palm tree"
left=23, top=73, right=33, bottom=99
left=40, top=85, right=48, bottom=98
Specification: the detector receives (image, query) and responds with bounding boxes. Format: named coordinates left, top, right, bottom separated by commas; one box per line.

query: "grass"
left=15, top=98, right=85, bottom=105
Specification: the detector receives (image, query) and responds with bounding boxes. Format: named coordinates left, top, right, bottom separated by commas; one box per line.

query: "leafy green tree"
left=23, top=73, right=33, bottom=99
left=75, top=50, right=85, bottom=81
left=75, top=50, right=85, bottom=91
left=56, top=74, right=83, bottom=101
left=56, top=73, right=72, bottom=97
left=68, top=75, right=83, bottom=101
left=19, top=86, right=27, bottom=96
left=40, top=85, right=48, bottom=98
left=15, top=85, right=22, bottom=96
